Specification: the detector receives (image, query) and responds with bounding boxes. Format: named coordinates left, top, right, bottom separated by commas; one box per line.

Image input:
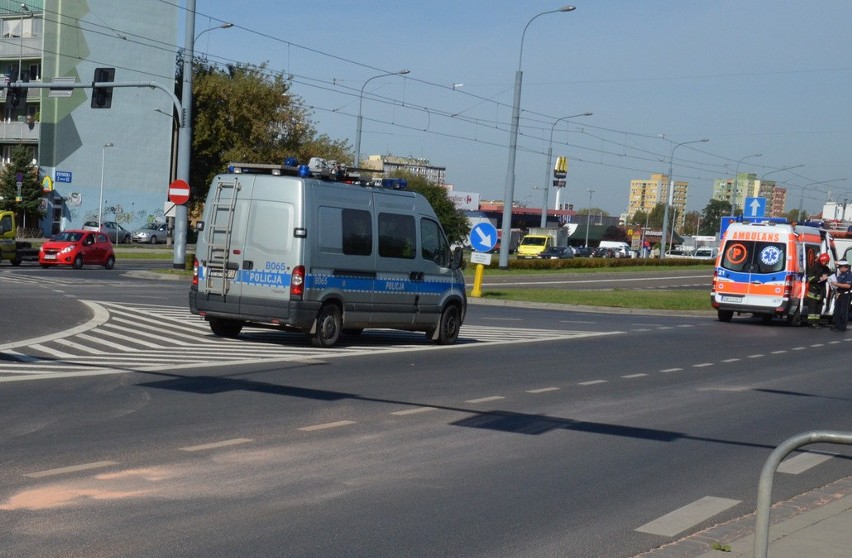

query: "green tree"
left=0, top=145, right=42, bottom=228
left=683, top=210, right=701, bottom=235
left=647, top=203, right=666, bottom=230
left=190, top=61, right=350, bottom=205
left=391, top=171, right=469, bottom=244
left=785, top=209, right=808, bottom=223
left=602, top=225, right=627, bottom=242
left=631, top=209, right=649, bottom=227
left=700, top=199, right=732, bottom=235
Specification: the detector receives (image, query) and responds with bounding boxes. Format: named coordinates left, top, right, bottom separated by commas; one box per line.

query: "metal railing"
left=754, top=430, right=852, bottom=558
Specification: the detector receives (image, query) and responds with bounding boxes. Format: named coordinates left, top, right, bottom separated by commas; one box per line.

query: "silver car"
left=82, top=220, right=131, bottom=243
left=131, top=222, right=170, bottom=244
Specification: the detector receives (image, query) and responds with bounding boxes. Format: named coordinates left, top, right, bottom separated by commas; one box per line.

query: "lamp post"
left=660, top=138, right=708, bottom=259
left=730, top=153, right=762, bottom=215
left=499, top=5, right=576, bottom=269
left=98, top=143, right=114, bottom=228
left=541, top=111, right=592, bottom=227
left=174, top=2, right=233, bottom=269
left=18, top=4, right=28, bottom=83
left=798, top=178, right=848, bottom=219
left=584, top=188, right=594, bottom=248
left=354, top=70, right=410, bottom=168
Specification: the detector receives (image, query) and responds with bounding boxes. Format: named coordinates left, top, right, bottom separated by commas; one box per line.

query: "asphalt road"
left=1, top=264, right=850, bottom=557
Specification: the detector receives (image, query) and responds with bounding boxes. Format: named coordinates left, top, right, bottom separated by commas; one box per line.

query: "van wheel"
left=209, top=317, right=243, bottom=338
left=718, top=310, right=733, bottom=322
left=310, top=304, right=342, bottom=347
left=430, top=304, right=461, bottom=345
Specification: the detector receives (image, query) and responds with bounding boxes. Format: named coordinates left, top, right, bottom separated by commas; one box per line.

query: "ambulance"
left=711, top=220, right=835, bottom=324
left=189, top=159, right=467, bottom=347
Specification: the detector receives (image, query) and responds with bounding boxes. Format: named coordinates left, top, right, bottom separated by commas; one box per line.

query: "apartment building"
left=626, top=173, right=687, bottom=229
left=361, top=154, right=446, bottom=185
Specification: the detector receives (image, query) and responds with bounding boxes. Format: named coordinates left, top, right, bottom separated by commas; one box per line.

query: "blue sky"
left=188, top=0, right=852, bottom=217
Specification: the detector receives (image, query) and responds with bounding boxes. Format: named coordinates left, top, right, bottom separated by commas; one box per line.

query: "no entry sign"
left=168, top=179, right=190, bottom=205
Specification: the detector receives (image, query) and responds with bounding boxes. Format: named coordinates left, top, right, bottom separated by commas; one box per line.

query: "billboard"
left=448, top=191, right=480, bottom=211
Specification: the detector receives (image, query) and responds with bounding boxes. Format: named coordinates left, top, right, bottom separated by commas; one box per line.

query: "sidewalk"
left=638, top=475, right=852, bottom=557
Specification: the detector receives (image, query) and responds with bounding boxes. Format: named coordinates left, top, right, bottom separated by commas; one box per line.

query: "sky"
left=181, top=0, right=852, bottom=217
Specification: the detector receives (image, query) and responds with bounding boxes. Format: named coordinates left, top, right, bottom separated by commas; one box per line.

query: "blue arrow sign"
left=470, top=222, right=498, bottom=252
left=744, top=196, right=766, bottom=218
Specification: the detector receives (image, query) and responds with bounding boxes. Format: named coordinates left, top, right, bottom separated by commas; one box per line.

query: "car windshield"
left=143, top=223, right=160, bottom=230
left=53, top=232, right=83, bottom=242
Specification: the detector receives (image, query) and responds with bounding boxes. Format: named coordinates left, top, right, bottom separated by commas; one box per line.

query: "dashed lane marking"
left=179, top=438, right=254, bottom=452
left=24, top=461, right=119, bottom=479
left=636, top=496, right=741, bottom=537
left=465, top=396, right=506, bottom=404
left=298, top=420, right=356, bottom=432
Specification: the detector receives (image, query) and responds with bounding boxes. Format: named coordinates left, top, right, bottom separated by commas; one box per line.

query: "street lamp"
left=353, top=70, right=410, bottom=168
left=798, top=178, right=848, bottom=218
left=174, top=3, right=234, bottom=269
left=584, top=188, right=594, bottom=248
left=541, top=111, right=592, bottom=227
left=98, top=143, right=114, bottom=228
left=499, top=5, right=576, bottom=269
left=18, top=4, right=29, bottom=83
left=660, top=138, right=708, bottom=258
left=730, top=153, right=762, bottom=215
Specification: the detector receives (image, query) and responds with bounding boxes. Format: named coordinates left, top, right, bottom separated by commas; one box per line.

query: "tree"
left=647, top=203, right=666, bottom=230
left=785, top=209, right=808, bottom=223
left=391, top=171, right=469, bottom=245
left=190, top=61, right=350, bottom=205
left=602, top=225, right=628, bottom=242
left=700, top=199, right=732, bottom=235
left=0, top=145, right=42, bottom=228
left=683, top=210, right=701, bottom=236
left=631, top=209, right=649, bottom=228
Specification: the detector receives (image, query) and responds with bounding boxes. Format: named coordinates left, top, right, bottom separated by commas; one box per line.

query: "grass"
left=476, top=288, right=710, bottom=311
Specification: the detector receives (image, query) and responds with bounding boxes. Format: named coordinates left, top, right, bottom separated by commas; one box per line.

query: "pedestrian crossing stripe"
left=0, top=301, right=622, bottom=380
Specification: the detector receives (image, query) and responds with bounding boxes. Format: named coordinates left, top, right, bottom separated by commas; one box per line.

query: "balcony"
left=0, top=118, right=39, bottom=143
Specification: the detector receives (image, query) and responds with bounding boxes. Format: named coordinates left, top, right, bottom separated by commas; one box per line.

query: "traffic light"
left=91, top=67, right=115, bottom=108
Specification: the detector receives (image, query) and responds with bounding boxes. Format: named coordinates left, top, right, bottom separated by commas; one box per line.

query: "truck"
left=0, top=210, right=38, bottom=265
left=516, top=227, right=569, bottom=259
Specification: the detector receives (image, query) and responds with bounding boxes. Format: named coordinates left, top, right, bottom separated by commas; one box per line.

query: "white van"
left=598, top=240, right=632, bottom=258
left=189, top=160, right=467, bottom=347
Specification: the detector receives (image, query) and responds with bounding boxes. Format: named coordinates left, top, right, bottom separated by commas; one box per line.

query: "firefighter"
left=805, top=252, right=831, bottom=328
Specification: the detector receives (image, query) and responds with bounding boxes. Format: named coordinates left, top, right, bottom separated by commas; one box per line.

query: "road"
left=1, top=263, right=850, bottom=557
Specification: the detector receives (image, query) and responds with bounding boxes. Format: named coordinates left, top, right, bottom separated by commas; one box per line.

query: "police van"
left=189, top=159, right=467, bottom=347
left=711, top=220, right=835, bottom=324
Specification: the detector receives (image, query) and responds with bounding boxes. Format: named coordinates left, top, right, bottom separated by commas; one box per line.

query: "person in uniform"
left=805, top=253, right=831, bottom=328
left=830, top=259, right=852, bottom=332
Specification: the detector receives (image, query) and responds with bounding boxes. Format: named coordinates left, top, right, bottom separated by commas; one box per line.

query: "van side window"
left=421, top=218, right=449, bottom=267
left=318, top=207, right=372, bottom=256
left=0, top=213, right=11, bottom=233
left=378, top=213, right=416, bottom=259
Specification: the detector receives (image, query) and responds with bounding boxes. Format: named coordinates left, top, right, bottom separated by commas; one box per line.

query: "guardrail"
left=754, top=430, right=852, bottom=558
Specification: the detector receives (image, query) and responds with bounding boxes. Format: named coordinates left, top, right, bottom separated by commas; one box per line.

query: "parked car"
left=39, top=230, right=116, bottom=269
left=82, top=220, right=131, bottom=244
left=573, top=246, right=594, bottom=257
left=592, top=247, right=616, bottom=258
left=131, top=222, right=170, bottom=244
left=538, top=246, right=574, bottom=259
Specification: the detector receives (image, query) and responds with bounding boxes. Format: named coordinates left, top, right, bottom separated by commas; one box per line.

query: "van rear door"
left=200, top=176, right=249, bottom=312
left=717, top=238, right=788, bottom=310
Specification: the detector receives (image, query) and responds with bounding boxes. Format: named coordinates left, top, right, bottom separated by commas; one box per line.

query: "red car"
left=39, top=229, right=116, bottom=269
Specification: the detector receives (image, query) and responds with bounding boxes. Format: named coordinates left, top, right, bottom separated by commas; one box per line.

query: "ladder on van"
left=204, top=178, right=241, bottom=296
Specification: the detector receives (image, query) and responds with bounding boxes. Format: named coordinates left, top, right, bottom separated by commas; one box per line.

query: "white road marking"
left=391, top=407, right=439, bottom=416
left=660, top=368, right=682, bottom=373
left=721, top=358, right=740, bottom=363
left=527, top=387, right=560, bottom=393
left=578, top=380, right=607, bottom=386
left=747, top=354, right=764, bottom=359
left=622, top=374, right=647, bottom=379
left=777, top=451, right=836, bottom=475
left=179, top=438, right=254, bottom=452
left=24, top=460, right=119, bottom=478
left=52, top=338, right=109, bottom=355
left=693, top=363, right=714, bottom=368
left=771, top=350, right=787, bottom=354
left=465, top=396, right=506, bottom=404
left=636, top=496, right=740, bottom=537
left=298, top=420, right=356, bottom=432
left=28, top=343, right=75, bottom=359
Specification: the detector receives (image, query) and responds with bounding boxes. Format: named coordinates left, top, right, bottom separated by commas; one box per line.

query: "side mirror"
left=451, top=246, right=464, bottom=270
left=195, top=221, right=205, bottom=232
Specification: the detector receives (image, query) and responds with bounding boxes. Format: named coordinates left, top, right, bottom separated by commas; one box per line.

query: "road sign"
left=470, top=251, right=492, bottom=265
left=168, top=179, right=190, bottom=205
left=720, top=216, right=787, bottom=236
left=469, top=222, right=498, bottom=253
left=743, top=197, right=766, bottom=218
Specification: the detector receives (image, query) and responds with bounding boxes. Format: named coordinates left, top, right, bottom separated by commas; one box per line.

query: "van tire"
left=718, top=310, right=733, bottom=322
left=430, top=304, right=461, bottom=345
left=209, top=317, right=243, bottom=338
left=310, top=303, right=342, bottom=347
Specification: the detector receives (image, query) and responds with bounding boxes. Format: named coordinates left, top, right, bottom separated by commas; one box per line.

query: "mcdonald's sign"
left=553, top=156, right=568, bottom=179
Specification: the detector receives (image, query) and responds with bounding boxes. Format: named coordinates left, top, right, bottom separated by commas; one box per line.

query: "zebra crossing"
left=0, top=301, right=622, bottom=381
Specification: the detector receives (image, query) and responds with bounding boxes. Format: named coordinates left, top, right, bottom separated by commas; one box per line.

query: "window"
left=317, top=207, right=372, bottom=256
left=378, top=213, right=415, bottom=259
left=421, top=218, right=449, bottom=267
left=721, top=241, right=785, bottom=274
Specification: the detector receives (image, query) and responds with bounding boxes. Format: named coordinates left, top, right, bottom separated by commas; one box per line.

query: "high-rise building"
left=713, top=173, right=758, bottom=214
left=627, top=173, right=687, bottom=229
left=0, top=1, right=177, bottom=235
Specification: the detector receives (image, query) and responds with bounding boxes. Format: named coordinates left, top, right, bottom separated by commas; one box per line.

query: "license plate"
left=44, top=254, right=56, bottom=260
left=721, top=295, right=742, bottom=303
